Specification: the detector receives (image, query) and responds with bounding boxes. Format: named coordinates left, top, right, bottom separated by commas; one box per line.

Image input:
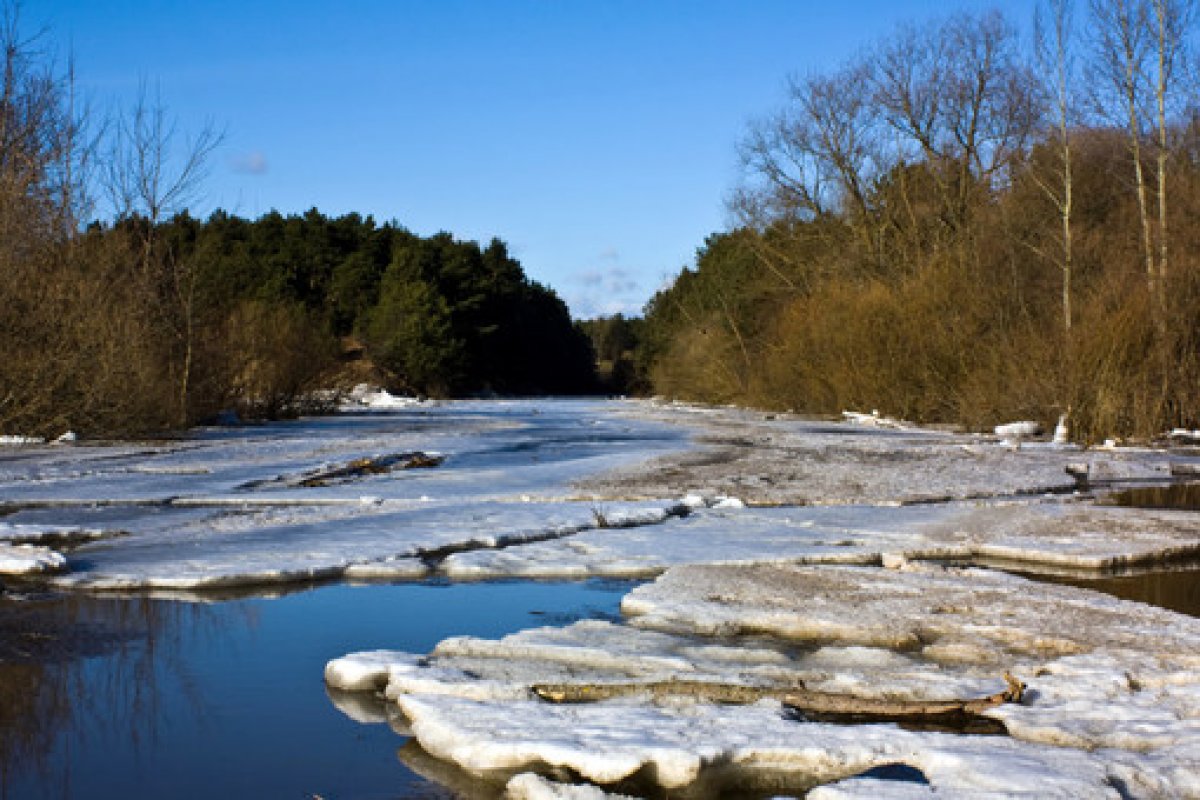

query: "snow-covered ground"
left=4, top=398, right=1199, bottom=796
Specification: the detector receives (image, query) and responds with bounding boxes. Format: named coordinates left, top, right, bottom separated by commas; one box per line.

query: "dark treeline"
left=627, top=2, right=1200, bottom=442
left=576, top=314, right=647, bottom=395
left=0, top=8, right=592, bottom=437
left=2, top=205, right=595, bottom=436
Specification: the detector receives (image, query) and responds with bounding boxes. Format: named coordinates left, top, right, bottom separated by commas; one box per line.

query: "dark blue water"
left=0, top=580, right=633, bottom=799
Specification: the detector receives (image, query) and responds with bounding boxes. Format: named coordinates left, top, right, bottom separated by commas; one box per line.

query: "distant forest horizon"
left=3, top=2, right=1199, bottom=442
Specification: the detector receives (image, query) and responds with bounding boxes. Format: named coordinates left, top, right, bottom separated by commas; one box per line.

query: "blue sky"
left=27, top=1, right=1035, bottom=317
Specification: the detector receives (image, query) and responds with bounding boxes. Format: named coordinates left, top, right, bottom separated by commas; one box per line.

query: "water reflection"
left=1102, top=482, right=1200, bottom=510
left=0, top=593, right=250, bottom=798
left=1038, top=566, right=1200, bottom=618
left=0, top=580, right=633, bottom=800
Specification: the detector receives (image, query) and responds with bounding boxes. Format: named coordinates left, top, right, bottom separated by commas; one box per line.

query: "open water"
left=0, top=579, right=633, bottom=799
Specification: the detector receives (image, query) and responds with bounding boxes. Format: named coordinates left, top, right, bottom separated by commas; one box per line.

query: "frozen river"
left=2, top=398, right=1199, bottom=798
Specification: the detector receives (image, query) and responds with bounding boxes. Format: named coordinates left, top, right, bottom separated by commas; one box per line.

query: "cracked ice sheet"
left=440, top=499, right=1200, bottom=580
left=914, top=502, right=1200, bottom=572
left=620, top=563, right=1200, bottom=797
left=577, top=400, right=1192, bottom=505
left=397, top=696, right=1115, bottom=797
left=0, top=399, right=688, bottom=505
left=326, top=619, right=1001, bottom=707
left=326, top=619, right=1113, bottom=795
left=327, top=565, right=1200, bottom=796
left=46, top=499, right=682, bottom=591
left=0, top=400, right=690, bottom=591
left=440, top=503, right=944, bottom=579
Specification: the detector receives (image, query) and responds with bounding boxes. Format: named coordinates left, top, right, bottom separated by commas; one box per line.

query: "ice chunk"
left=915, top=503, right=1200, bottom=572
left=0, top=543, right=66, bottom=575
left=42, top=498, right=684, bottom=591
left=442, top=498, right=1200, bottom=582
left=341, top=383, right=422, bottom=409
left=328, top=564, right=1195, bottom=794
left=622, top=563, right=1200, bottom=663
left=396, top=694, right=1117, bottom=795
left=994, top=421, right=1042, bottom=440
left=619, top=562, right=1200, bottom=789
left=324, top=649, right=423, bottom=692
left=441, top=504, right=936, bottom=581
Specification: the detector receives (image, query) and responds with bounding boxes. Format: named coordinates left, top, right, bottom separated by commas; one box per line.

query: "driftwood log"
left=532, top=672, right=1025, bottom=724
left=298, top=452, right=444, bottom=486
left=238, top=451, right=445, bottom=490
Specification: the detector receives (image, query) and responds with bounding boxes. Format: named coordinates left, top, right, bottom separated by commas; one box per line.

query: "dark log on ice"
left=531, top=672, right=1025, bottom=724
left=295, top=452, right=445, bottom=487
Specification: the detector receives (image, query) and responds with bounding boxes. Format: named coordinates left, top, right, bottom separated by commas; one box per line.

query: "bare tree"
left=1033, top=0, right=1078, bottom=334
left=0, top=3, right=89, bottom=244
left=104, top=83, right=221, bottom=251
left=734, top=60, right=887, bottom=286
left=103, top=85, right=223, bottom=425
left=1089, top=0, right=1157, bottom=302
left=873, top=12, right=1039, bottom=234
left=1150, top=0, right=1192, bottom=285
left=1089, top=0, right=1193, bottom=315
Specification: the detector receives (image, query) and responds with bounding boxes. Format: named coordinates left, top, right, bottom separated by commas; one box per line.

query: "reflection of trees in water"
left=1061, top=568, right=1200, bottom=618
left=0, top=662, right=68, bottom=796
left=0, top=593, right=248, bottom=797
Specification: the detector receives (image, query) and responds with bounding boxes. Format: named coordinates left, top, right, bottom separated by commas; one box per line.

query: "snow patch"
left=341, top=383, right=422, bottom=410
left=842, top=410, right=910, bottom=429
left=0, top=435, right=44, bottom=446
left=0, top=543, right=66, bottom=575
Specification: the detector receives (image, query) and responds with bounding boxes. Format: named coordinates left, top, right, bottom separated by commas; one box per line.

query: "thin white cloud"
left=566, top=266, right=646, bottom=318
left=229, top=150, right=268, bottom=175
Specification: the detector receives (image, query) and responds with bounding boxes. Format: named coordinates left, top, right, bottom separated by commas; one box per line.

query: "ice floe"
left=44, top=499, right=684, bottom=591
left=619, top=563, right=1200, bottom=794
left=396, top=695, right=1117, bottom=796
left=440, top=499, right=1200, bottom=581
left=330, top=625, right=1118, bottom=795
left=330, top=562, right=1200, bottom=796
left=842, top=409, right=911, bottom=429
